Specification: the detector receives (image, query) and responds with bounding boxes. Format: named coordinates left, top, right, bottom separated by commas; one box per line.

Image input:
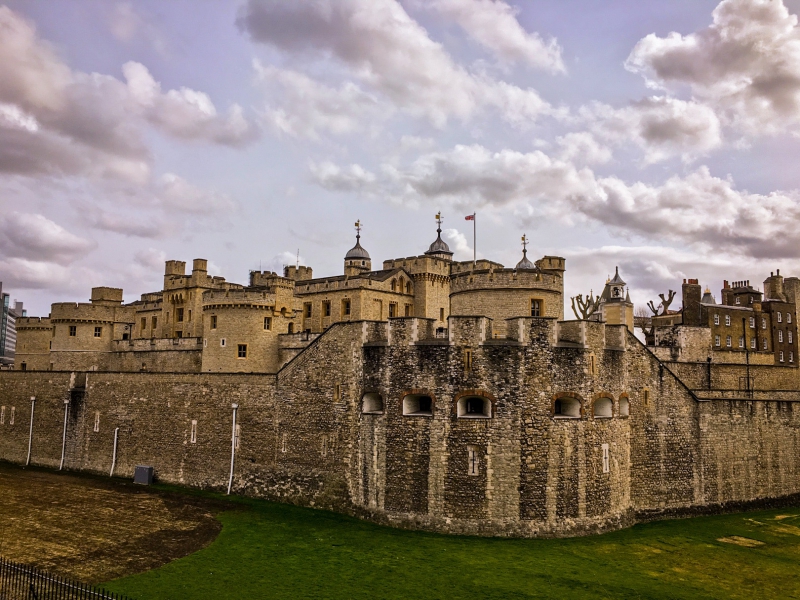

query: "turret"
left=424, top=212, right=454, bottom=262
left=345, top=220, right=372, bottom=276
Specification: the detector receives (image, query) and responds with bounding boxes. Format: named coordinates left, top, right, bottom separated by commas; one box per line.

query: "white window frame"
left=725, top=315, right=731, bottom=326
left=788, top=313, right=793, bottom=324
left=714, top=314, right=719, bottom=325
left=715, top=335, right=721, bottom=347
left=764, top=338, right=768, bottom=350
left=790, top=331, right=793, bottom=344
left=0, top=406, right=4, bottom=425
left=602, top=443, right=610, bottom=474
left=778, top=312, right=783, bottom=323
left=9, top=407, right=14, bottom=426
left=763, top=317, right=768, bottom=329
left=790, top=352, right=795, bottom=363
left=751, top=338, right=757, bottom=349
left=779, top=330, right=784, bottom=343
left=749, top=317, right=755, bottom=329
left=739, top=337, right=744, bottom=348
left=726, top=336, right=732, bottom=347
left=780, top=351, right=785, bottom=363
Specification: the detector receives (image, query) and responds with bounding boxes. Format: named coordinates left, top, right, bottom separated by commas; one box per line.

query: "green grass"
left=106, top=490, right=800, bottom=599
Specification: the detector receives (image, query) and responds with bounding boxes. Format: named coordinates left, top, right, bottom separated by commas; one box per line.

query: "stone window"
left=788, top=313, right=793, bottom=324
left=602, top=443, right=610, bottom=474
left=342, top=299, right=351, bottom=316
left=531, top=299, right=541, bottom=317
left=9, top=407, right=14, bottom=425
left=643, top=389, right=650, bottom=406
left=457, top=396, right=491, bottom=419
left=790, top=331, right=793, bottom=344
left=751, top=338, right=757, bottom=349
left=281, top=432, right=287, bottom=453
left=388, top=303, right=396, bottom=318
left=177, top=308, right=184, bottom=322
left=334, top=384, right=341, bottom=400
left=778, top=312, right=783, bottom=323
left=726, top=336, right=732, bottom=347
left=321, top=434, right=327, bottom=457
left=405, top=304, right=412, bottom=316
left=391, top=279, right=397, bottom=291
left=211, top=315, right=217, bottom=329
left=323, top=301, right=331, bottom=317
left=593, top=397, right=612, bottom=418
left=714, top=314, right=719, bottom=325
left=190, top=420, right=197, bottom=444
left=304, top=303, right=312, bottom=318
left=463, top=348, right=473, bottom=373
left=94, top=326, right=102, bottom=338
left=619, top=397, right=630, bottom=417
left=93, top=411, right=100, bottom=433
left=763, top=317, right=767, bottom=329
left=141, top=317, right=147, bottom=331
left=188, top=310, right=192, bottom=322
left=779, top=330, right=784, bottom=343
left=152, top=316, right=158, bottom=330
left=554, top=396, right=581, bottom=418
left=588, top=353, right=596, bottom=375
left=176, top=331, right=183, bottom=338
left=791, top=352, right=794, bottom=363
left=361, top=393, right=384, bottom=414
left=406, top=282, right=412, bottom=294
left=238, top=344, right=247, bottom=358
left=69, top=326, right=77, bottom=337
left=715, top=335, right=721, bottom=347
left=440, top=308, right=445, bottom=321
left=264, top=317, right=272, bottom=330
left=764, top=338, right=768, bottom=350
left=725, top=315, right=731, bottom=326
left=467, top=445, right=480, bottom=476
left=288, top=323, right=294, bottom=334
left=780, top=351, right=785, bottom=363
left=220, top=338, right=226, bottom=347
left=402, top=394, right=433, bottom=416
left=739, top=336, right=744, bottom=348
left=735, top=297, right=741, bottom=305
left=749, top=317, right=755, bottom=328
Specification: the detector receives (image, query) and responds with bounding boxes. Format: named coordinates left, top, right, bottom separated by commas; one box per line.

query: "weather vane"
left=435, top=212, right=442, bottom=228
left=521, top=234, right=528, bottom=252
left=355, top=219, right=361, bottom=239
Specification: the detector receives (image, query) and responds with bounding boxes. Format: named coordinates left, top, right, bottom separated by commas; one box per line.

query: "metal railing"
left=0, top=556, right=132, bottom=600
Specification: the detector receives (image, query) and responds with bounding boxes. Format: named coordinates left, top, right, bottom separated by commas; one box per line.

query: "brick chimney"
left=682, top=278, right=702, bottom=326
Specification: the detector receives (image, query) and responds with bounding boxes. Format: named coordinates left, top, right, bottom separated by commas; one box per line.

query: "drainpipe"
left=26, top=396, right=35, bottom=466
left=110, top=427, right=119, bottom=477
left=227, top=403, right=239, bottom=495
left=59, top=398, right=69, bottom=471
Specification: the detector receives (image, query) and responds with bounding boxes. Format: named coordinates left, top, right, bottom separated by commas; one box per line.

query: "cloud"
left=581, top=97, right=722, bottom=164
left=312, top=143, right=800, bottom=259
left=109, top=3, right=168, bottom=54
left=556, top=132, right=612, bottom=165
left=442, top=228, right=472, bottom=260
left=626, top=0, right=800, bottom=135
left=310, top=161, right=377, bottom=192
left=155, top=173, right=237, bottom=214
left=415, top=0, right=564, bottom=73
left=133, top=247, right=167, bottom=270
left=237, top=0, right=554, bottom=127
left=264, top=251, right=303, bottom=274
left=0, top=212, right=95, bottom=264
left=253, top=61, right=383, bottom=139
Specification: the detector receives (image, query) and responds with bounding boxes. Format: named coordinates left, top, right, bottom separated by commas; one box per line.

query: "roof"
left=608, top=266, right=625, bottom=286
left=425, top=228, right=453, bottom=256
left=345, top=235, right=371, bottom=260
left=515, top=249, right=536, bottom=270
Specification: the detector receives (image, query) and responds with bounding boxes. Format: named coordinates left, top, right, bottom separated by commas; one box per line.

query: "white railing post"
left=59, top=398, right=69, bottom=471
left=26, top=396, right=35, bottom=466
left=110, top=427, right=119, bottom=477
left=227, top=403, right=239, bottom=495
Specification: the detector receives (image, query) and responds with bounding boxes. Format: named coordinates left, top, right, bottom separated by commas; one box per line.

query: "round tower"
left=344, top=220, right=371, bottom=276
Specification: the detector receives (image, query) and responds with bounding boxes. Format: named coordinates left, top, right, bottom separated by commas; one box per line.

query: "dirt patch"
left=0, top=462, right=228, bottom=583
left=717, top=536, right=766, bottom=548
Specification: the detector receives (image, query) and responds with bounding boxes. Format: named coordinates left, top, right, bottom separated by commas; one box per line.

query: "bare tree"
left=646, top=289, right=676, bottom=316
left=571, top=292, right=601, bottom=320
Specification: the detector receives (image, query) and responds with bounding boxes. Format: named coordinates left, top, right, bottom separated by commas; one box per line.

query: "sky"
left=3, top=0, right=800, bottom=317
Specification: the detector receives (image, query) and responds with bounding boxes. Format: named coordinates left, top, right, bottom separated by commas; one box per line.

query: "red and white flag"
left=465, top=214, right=475, bottom=221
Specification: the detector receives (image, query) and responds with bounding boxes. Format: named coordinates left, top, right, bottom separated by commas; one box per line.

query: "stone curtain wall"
left=2, top=318, right=800, bottom=538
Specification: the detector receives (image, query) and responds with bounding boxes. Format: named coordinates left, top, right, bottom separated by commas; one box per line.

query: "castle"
left=1, top=219, right=799, bottom=538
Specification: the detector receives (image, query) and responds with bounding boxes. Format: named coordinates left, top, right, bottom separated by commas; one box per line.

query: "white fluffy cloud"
left=312, top=143, right=800, bottom=259
left=237, top=0, right=554, bottom=128
left=626, top=0, right=800, bottom=135
left=310, top=161, right=377, bottom=192
left=0, top=212, right=94, bottom=264
left=580, top=97, right=722, bottom=164
left=415, top=0, right=564, bottom=72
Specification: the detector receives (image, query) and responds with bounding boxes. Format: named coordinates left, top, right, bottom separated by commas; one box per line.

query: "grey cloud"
left=238, top=0, right=553, bottom=127
left=626, top=0, right=800, bottom=135
left=0, top=212, right=95, bottom=264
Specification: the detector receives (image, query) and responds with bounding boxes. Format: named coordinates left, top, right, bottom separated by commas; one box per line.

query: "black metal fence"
left=0, top=556, right=132, bottom=600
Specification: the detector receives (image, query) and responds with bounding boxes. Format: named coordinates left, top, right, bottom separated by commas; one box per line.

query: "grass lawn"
left=105, top=489, right=800, bottom=600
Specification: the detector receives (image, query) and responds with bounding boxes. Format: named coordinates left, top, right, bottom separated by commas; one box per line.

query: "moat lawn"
left=106, top=489, right=800, bottom=600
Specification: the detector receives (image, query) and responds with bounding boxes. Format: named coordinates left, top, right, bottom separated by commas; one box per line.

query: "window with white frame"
left=763, top=317, right=768, bottom=329
left=714, top=314, right=719, bottom=325
left=725, top=315, right=731, bottom=326
left=467, top=445, right=480, bottom=476
left=715, top=335, right=721, bottom=347
left=778, top=312, right=783, bottom=323
left=739, top=337, right=744, bottom=348
left=735, top=297, right=740, bottom=304
left=0, top=406, right=4, bottom=425
left=751, top=338, right=757, bottom=349
left=780, top=351, right=785, bottom=362
left=602, top=443, right=610, bottom=474
left=749, top=317, right=755, bottom=328
left=790, top=352, right=795, bottom=363
left=790, top=331, right=794, bottom=344
left=788, top=313, right=792, bottom=324
left=9, top=407, right=14, bottom=426
left=190, top=420, right=198, bottom=443
left=779, top=330, right=784, bottom=343
left=764, top=338, right=769, bottom=350
left=726, top=336, right=732, bottom=347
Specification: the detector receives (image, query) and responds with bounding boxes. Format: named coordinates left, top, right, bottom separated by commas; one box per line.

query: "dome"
left=701, top=286, right=716, bottom=304
left=515, top=249, right=535, bottom=270
left=345, top=235, right=370, bottom=260
left=425, top=227, right=453, bottom=257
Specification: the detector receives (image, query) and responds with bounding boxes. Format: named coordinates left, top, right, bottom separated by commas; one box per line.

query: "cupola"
left=424, top=212, right=454, bottom=261
left=515, top=234, right=536, bottom=270
left=344, top=220, right=371, bottom=276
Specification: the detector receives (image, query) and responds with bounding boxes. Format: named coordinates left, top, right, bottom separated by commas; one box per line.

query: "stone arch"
left=552, top=392, right=584, bottom=419
left=361, top=391, right=384, bottom=414
left=592, top=392, right=614, bottom=419
left=618, top=393, right=630, bottom=417
left=400, top=388, right=436, bottom=417
left=453, top=389, right=497, bottom=419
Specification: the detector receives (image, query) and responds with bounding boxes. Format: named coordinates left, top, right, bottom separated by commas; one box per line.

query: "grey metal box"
left=134, top=465, right=154, bottom=485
